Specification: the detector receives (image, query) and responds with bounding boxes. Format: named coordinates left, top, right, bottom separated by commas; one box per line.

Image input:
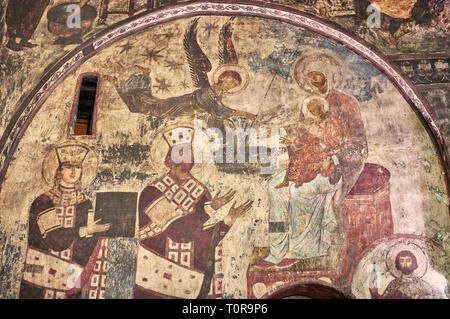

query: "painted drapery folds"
left=0, top=1, right=448, bottom=299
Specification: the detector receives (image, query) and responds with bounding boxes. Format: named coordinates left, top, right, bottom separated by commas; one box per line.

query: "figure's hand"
left=211, top=189, right=236, bottom=210
left=280, top=136, right=291, bottom=145
left=86, top=219, right=111, bottom=235
left=224, top=200, right=253, bottom=226
left=231, top=111, right=257, bottom=122
left=320, top=158, right=334, bottom=177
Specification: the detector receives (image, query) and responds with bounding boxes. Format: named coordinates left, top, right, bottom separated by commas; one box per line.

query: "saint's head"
left=53, top=144, right=89, bottom=189
left=306, top=98, right=327, bottom=120
left=165, top=144, right=195, bottom=176
left=215, top=70, right=242, bottom=95
left=395, top=250, right=418, bottom=277
left=307, top=71, right=328, bottom=94
left=56, top=163, right=82, bottom=188
left=163, top=127, right=195, bottom=180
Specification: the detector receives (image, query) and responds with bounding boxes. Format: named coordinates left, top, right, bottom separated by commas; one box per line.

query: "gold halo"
left=42, top=142, right=99, bottom=188
left=385, top=240, right=428, bottom=279
left=292, top=51, right=344, bottom=95
left=212, top=64, right=249, bottom=95
left=302, top=95, right=329, bottom=119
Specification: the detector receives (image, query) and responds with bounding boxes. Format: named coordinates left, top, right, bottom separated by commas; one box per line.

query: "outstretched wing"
left=218, top=17, right=238, bottom=66
left=184, top=18, right=211, bottom=88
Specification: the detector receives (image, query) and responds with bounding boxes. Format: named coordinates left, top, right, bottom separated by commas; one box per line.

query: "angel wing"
left=218, top=17, right=238, bottom=66
left=183, top=18, right=212, bottom=88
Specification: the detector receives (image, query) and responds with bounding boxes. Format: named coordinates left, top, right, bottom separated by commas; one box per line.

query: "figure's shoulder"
left=329, top=91, right=360, bottom=109
left=29, top=192, right=54, bottom=215
left=140, top=183, right=164, bottom=201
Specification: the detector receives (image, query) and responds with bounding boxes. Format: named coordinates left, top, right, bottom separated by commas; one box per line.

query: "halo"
left=292, top=51, right=344, bottom=95
left=385, top=240, right=428, bottom=279
left=302, top=95, right=329, bottom=119
left=149, top=121, right=213, bottom=177
left=42, top=142, right=98, bottom=189
left=212, top=64, right=249, bottom=95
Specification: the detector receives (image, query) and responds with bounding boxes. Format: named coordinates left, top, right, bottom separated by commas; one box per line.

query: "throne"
left=246, top=163, right=394, bottom=298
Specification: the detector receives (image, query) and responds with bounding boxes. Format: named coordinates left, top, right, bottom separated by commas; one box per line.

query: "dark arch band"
left=0, top=1, right=448, bottom=201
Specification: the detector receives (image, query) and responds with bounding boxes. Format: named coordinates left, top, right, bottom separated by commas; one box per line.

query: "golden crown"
left=163, top=127, right=194, bottom=148
left=55, top=144, right=89, bottom=165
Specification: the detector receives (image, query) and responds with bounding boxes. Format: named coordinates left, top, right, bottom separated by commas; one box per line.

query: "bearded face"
left=395, top=250, right=418, bottom=276
left=165, top=145, right=195, bottom=174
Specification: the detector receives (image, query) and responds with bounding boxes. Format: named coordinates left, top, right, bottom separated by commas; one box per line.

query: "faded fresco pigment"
left=0, top=1, right=448, bottom=299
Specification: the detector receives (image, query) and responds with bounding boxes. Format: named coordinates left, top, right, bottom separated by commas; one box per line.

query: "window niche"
left=69, top=73, right=99, bottom=137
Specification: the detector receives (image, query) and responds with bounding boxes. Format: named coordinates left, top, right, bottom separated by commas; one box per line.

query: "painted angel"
left=104, top=17, right=255, bottom=127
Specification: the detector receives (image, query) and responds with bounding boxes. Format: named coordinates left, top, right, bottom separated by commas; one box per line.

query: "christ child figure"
left=276, top=96, right=345, bottom=189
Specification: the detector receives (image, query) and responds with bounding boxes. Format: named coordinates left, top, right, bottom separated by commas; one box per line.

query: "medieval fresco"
left=0, top=1, right=448, bottom=300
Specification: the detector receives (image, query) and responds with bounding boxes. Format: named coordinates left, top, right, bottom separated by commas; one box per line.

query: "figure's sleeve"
left=371, top=281, right=403, bottom=299
left=137, top=186, right=165, bottom=241
left=197, top=192, right=230, bottom=244
left=196, top=88, right=234, bottom=119
left=338, top=94, right=366, bottom=143
left=71, top=200, right=100, bottom=266
left=30, top=195, right=85, bottom=252
left=114, top=73, right=158, bottom=114
left=202, top=191, right=233, bottom=232
left=292, top=132, right=319, bottom=147
left=168, top=192, right=230, bottom=244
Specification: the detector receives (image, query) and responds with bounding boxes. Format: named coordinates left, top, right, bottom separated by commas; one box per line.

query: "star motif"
left=154, top=78, right=172, bottom=93
left=164, top=59, right=184, bottom=72
left=159, top=30, right=178, bottom=42
left=179, top=79, right=190, bottom=90
left=202, top=22, right=218, bottom=39
left=141, top=48, right=164, bottom=64
left=117, top=41, right=134, bottom=54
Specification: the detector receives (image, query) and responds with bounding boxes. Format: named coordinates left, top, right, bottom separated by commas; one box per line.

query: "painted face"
left=399, top=256, right=413, bottom=270
left=166, top=146, right=194, bottom=174
left=307, top=71, right=327, bottom=93
left=220, top=75, right=240, bottom=93
left=60, top=164, right=82, bottom=186
left=307, top=100, right=323, bottom=117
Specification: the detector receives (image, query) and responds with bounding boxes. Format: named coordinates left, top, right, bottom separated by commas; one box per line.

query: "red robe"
left=19, top=186, right=100, bottom=299
left=327, top=91, right=368, bottom=198
left=134, top=173, right=229, bottom=299
left=285, top=113, right=345, bottom=186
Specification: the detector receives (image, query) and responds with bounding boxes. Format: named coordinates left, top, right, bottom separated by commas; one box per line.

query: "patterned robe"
left=134, top=173, right=229, bottom=299
left=284, top=113, right=345, bottom=186
left=134, top=174, right=229, bottom=299
left=19, top=186, right=101, bottom=299
left=327, top=91, right=368, bottom=203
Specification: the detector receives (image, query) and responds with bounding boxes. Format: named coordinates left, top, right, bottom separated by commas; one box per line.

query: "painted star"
left=202, top=21, right=218, bottom=39
left=117, top=41, right=134, bottom=54
left=154, top=78, right=172, bottom=93
left=179, top=79, right=190, bottom=90
left=164, top=59, right=184, bottom=72
left=159, top=30, right=178, bottom=42
left=141, top=48, right=164, bottom=64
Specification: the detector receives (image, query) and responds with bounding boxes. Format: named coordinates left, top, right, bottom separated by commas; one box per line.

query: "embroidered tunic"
left=134, top=173, right=229, bottom=299
left=19, top=186, right=99, bottom=299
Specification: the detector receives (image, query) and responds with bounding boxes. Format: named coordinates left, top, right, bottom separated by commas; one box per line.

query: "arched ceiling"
left=0, top=1, right=447, bottom=198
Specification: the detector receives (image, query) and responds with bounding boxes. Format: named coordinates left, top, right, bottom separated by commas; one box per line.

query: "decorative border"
left=0, top=0, right=448, bottom=196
